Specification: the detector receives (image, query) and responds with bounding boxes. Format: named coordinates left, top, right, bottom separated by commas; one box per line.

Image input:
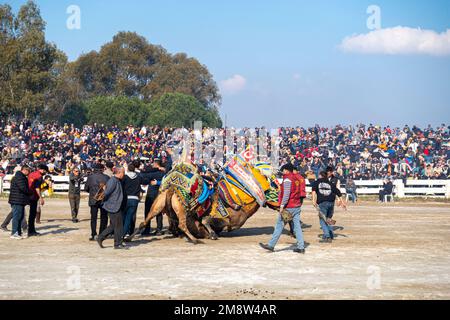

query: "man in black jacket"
left=122, top=163, right=150, bottom=237
left=379, top=178, right=394, bottom=202
left=312, top=171, right=347, bottom=243
left=84, top=164, right=110, bottom=241
left=68, top=168, right=83, bottom=223
left=8, top=165, right=31, bottom=239
left=142, top=159, right=166, bottom=236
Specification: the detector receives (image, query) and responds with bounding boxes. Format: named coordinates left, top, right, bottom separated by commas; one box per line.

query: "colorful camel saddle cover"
left=160, top=162, right=213, bottom=217
left=223, top=156, right=267, bottom=207
left=254, top=162, right=281, bottom=207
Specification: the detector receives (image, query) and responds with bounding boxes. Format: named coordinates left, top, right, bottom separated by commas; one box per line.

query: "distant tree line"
left=0, top=0, right=222, bottom=128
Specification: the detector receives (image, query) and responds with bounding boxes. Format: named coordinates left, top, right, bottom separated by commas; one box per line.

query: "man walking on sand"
left=312, top=171, right=347, bottom=243
left=97, top=166, right=127, bottom=250
left=259, top=163, right=306, bottom=254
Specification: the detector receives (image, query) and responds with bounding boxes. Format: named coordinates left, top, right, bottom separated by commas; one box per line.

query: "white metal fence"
left=1, top=175, right=449, bottom=198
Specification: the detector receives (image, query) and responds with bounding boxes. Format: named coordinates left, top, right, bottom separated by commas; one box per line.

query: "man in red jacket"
left=259, top=163, right=306, bottom=254
left=27, top=164, right=48, bottom=237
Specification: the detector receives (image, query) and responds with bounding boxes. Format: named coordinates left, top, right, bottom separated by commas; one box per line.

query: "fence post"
left=446, top=181, right=450, bottom=199
left=0, top=177, right=3, bottom=195
left=394, top=180, right=405, bottom=198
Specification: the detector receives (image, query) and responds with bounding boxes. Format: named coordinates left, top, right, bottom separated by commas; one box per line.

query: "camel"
left=128, top=187, right=263, bottom=243
left=127, top=158, right=280, bottom=243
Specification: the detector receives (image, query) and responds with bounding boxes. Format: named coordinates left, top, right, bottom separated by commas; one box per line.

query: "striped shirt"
left=280, top=178, right=292, bottom=206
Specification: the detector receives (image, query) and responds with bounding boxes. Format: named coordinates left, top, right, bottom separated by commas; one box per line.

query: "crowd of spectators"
left=278, top=124, right=449, bottom=183
left=0, top=119, right=448, bottom=183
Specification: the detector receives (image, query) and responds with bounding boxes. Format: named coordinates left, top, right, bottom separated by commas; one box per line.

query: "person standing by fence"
left=8, top=165, right=31, bottom=239
left=84, top=164, right=110, bottom=241
left=68, top=168, right=83, bottom=223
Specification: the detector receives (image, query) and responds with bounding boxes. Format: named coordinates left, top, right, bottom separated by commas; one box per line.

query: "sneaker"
left=1, top=226, right=9, bottom=232
left=154, top=230, right=164, bottom=236
left=89, top=235, right=97, bottom=241
left=72, top=218, right=79, bottom=223
left=259, top=243, right=274, bottom=252
left=319, top=238, right=332, bottom=243
left=10, top=233, right=22, bottom=240
left=293, top=248, right=305, bottom=254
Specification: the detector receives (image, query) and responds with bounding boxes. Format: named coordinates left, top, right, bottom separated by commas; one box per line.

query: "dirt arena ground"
left=0, top=198, right=449, bottom=300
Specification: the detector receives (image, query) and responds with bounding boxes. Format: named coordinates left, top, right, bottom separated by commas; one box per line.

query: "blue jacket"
left=102, top=176, right=123, bottom=213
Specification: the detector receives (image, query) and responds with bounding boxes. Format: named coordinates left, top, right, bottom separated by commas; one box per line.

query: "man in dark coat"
left=141, top=159, right=166, bottom=236
left=68, top=167, right=83, bottom=223
left=97, top=166, right=126, bottom=249
left=84, top=164, right=110, bottom=241
left=8, top=165, right=31, bottom=239
left=122, top=163, right=151, bottom=237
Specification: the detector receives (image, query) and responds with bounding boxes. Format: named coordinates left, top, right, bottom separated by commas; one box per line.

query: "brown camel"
left=127, top=185, right=269, bottom=243
left=127, top=159, right=279, bottom=243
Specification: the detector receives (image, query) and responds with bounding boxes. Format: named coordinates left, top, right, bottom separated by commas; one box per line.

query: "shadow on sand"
left=38, top=224, right=78, bottom=236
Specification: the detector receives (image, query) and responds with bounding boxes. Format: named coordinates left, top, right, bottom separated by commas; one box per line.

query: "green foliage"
left=147, top=93, right=222, bottom=128
left=0, top=1, right=222, bottom=127
left=59, top=103, right=88, bottom=128
left=0, top=1, right=64, bottom=117
left=67, top=31, right=221, bottom=111
left=85, top=96, right=149, bottom=128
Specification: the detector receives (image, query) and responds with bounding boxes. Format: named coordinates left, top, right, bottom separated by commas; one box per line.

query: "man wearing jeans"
left=259, top=163, right=306, bottom=254
left=8, top=165, right=31, bottom=239
left=312, top=171, right=347, bottom=243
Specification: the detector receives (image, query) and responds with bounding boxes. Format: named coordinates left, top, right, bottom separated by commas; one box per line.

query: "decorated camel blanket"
left=160, top=162, right=212, bottom=217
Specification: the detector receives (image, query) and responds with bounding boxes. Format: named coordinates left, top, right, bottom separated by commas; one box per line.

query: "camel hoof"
left=209, top=233, right=219, bottom=240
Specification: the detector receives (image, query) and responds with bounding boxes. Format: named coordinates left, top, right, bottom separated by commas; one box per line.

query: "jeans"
left=347, top=190, right=357, bottom=203
left=89, top=205, right=108, bottom=237
left=318, top=201, right=335, bottom=239
left=123, top=199, right=139, bottom=236
left=2, top=210, right=27, bottom=231
left=68, top=193, right=81, bottom=219
left=11, top=204, right=25, bottom=236
left=268, top=207, right=305, bottom=250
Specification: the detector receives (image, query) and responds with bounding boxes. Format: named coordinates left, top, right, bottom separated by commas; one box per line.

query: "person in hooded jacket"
left=122, top=163, right=154, bottom=237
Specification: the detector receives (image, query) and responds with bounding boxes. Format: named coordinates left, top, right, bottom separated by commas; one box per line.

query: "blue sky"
left=6, top=0, right=450, bottom=128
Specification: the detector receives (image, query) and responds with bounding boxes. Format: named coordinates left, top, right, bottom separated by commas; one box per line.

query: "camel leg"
left=193, top=220, right=210, bottom=239
left=172, top=196, right=202, bottom=245
left=127, top=191, right=167, bottom=241
left=202, top=216, right=218, bottom=240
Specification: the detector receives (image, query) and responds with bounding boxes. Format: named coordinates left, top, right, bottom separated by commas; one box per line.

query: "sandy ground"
left=0, top=198, right=449, bottom=300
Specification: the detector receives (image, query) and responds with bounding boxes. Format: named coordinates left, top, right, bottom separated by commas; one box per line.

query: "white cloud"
left=219, top=74, right=247, bottom=95
left=340, top=26, right=450, bottom=56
